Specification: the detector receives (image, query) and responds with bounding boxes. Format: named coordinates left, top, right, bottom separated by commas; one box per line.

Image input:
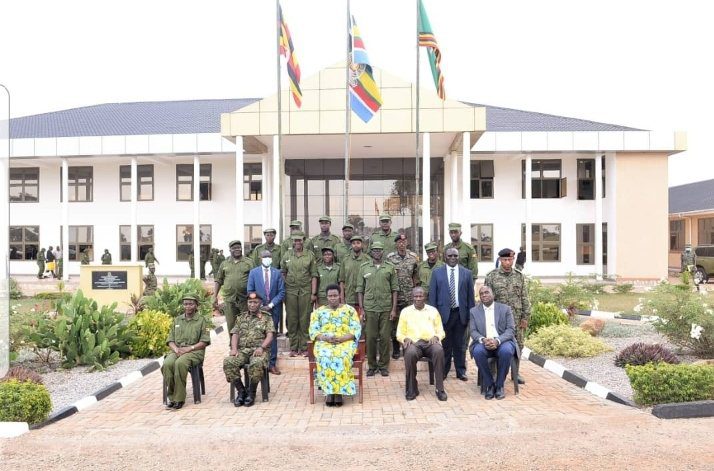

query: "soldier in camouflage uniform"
left=310, top=215, right=341, bottom=264
left=80, top=248, right=90, bottom=265
left=387, top=233, right=419, bottom=359
left=188, top=252, right=195, bottom=278
left=144, top=247, right=159, bottom=267
left=143, top=263, right=158, bottom=297
left=334, top=223, right=355, bottom=263
left=418, top=242, right=444, bottom=298
left=484, top=247, right=531, bottom=384
left=250, top=227, right=282, bottom=268
left=223, top=292, right=274, bottom=407
left=208, top=248, right=218, bottom=277
left=37, top=248, right=46, bottom=278
left=213, top=240, right=255, bottom=343
left=340, top=235, right=369, bottom=308
left=368, top=214, right=397, bottom=256
left=315, top=247, right=343, bottom=307
left=444, top=223, right=478, bottom=281
left=681, top=244, right=695, bottom=273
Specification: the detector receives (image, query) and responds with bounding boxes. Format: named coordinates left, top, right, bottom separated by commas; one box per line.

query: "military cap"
left=318, top=215, right=332, bottom=223
left=394, top=233, right=408, bottom=242
left=263, top=227, right=277, bottom=234
left=247, top=292, right=263, bottom=301
left=321, top=246, right=335, bottom=253
left=498, top=248, right=516, bottom=257
left=448, top=223, right=462, bottom=231
left=290, top=232, right=306, bottom=240
left=289, top=220, right=303, bottom=228
left=182, top=294, right=199, bottom=302
left=424, top=242, right=438, bottom=252
left=228, top=240, right=242, bottom=247
left=350, top=235, right=364, bottom=242
left=342, top=223, right=354, bottom=230
left=378, top=213, right=392, bottom=221
left=371, top=241, right=384, bottom=250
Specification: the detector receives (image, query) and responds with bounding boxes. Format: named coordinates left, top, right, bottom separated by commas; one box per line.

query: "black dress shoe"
left=406, top=393, right=417, bottom=401
left=366, top=368, right=376, bottom=377
left=325, top=394, right=335, bottom=407
left=172, top=401, right=185, bottom=410
left=517, top=376, right=526, bottom=385
left=165, top=401, right=176, bottom=410
left=380, top=368, right=389, bottom=377
left=436, top=390, right=448, bottom=401
left=457, top=374, right=468, bottom=382
left=391, top=352, right=400, bottom=360
left=495, top=386, right=505, bottom=400
left=334, top=395, right=343, bottom=407
left=485, top=385, right=495, bottom=400
left=233, top=393, right=245, bottom=407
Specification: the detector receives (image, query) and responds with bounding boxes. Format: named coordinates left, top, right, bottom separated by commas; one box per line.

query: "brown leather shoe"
left=269, top=366, right=281, bottom=375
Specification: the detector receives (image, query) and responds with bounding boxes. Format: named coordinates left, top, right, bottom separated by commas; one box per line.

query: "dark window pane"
left=481, top=180, right=493, bottom=198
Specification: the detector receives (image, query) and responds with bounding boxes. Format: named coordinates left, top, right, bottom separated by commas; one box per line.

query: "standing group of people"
left=35, top=245, right=63, bottom=279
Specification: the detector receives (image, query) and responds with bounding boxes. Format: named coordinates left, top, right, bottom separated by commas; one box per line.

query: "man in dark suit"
left=428, top=247, right=475, bottom=381
left=247, top=250, right=286, bottom=375
left=469, top=285, right=517, bottom=400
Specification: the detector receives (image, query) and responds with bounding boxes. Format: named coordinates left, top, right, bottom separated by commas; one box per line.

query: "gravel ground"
left=550, top=319, right=700, bottom=403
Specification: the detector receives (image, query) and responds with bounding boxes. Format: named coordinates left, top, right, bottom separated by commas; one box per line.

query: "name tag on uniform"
left=363, top=273, right=371, bottom=278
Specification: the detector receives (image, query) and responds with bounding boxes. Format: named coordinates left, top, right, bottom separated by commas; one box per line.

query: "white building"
left=9, top=64, right=685, bottom=280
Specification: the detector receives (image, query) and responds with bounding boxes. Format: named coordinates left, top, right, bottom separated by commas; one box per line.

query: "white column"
left=130, top=157, right=138, bottom=263
left=461, top=132, right=471, bottom=236
left=193, top=154, right=200, bottom=279
left=525, top=154, right=532, bottom=272
left=235, top=136, right=245, bottom=243
left=61, top=159, right=69, bottom=280
left=272, top=135, right=280, bottom=239
left=594, top=154, right=603, bottom=279
left=261, top=153, right=271, bottom=230
left=448, top=150, right=458, bottom=236
left=421, top=133, right=431, bottom=257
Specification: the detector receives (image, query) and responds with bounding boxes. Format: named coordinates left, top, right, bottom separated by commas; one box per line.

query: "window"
left=119, top=225, right=155, bottom=261
left=69, top=225, right=93, bottom=261
left=61, top=167, right=93, bottom=202
left=120, top=165, right=154, bottom=201
left=698, top=218, right=714, bottom=245
left=470, top=160, right=494, bottom=199
left=522, top=159, right=566, bottom=198
left=176, top=164, right=211, bottom=201
left=522, top=223, right=561, bottom=262
left=9, top=226, right=39, bottom=260
left=244, top=224, right=263, bottom=255
left=470, top=224, right=493, bottom=262
left=176, top=224, right=211, bottom=261
left=576, top=224, right=595, bottom=264
left=244, top=163, right=262, bottom=201
left=9, top=168, right=39, bottom=202
left=601, top=157, right=606, bottom=198
left=577, top=159, right=595, bottom=200
left=670, top=220, right=685, bottom=251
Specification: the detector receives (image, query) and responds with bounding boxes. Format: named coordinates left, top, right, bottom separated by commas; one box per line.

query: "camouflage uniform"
left=80, top=250, right=90, bottom=265
left=484, top=267, right=531, bottom=349
left=37, top=249, right=45, bottom=278
left=223, top=311, right=275, bottom=385
left=681, top=248, right=695, bottom=273
left=418, top=259, right=444, bottom=298
left=188, top=253, right=195, bottom=278
left=386, top=249, right=419, bottom=357
left=143, top=272, right=158, bottom=297
left=316, top=262, right=342, bottom=306
left=144, top=249, right=158, bottom=267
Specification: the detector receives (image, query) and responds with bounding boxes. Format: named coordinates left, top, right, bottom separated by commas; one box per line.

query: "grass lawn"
left=11, top=297, right=55, bottom=314
left=593, top=287, right=713, bottom=313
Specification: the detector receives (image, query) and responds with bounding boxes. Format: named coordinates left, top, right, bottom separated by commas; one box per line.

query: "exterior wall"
left=668, top=212, right=714, bottom=267
left=615, top=152, right=669, bottom=279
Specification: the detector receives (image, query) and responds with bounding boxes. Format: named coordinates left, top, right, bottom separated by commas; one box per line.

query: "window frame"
left=176, top=164, right=212, bottom=201
left=176, top=224, right=212, bottom=261
left=576, top=223, right=595, bottom=265
left=9, top=167, right=40, bottom=203
left=244, top=224, right=263, bottom=255
left=119, top=224, right=155, bottom=261
left=69, top=225, right=94, bottom=261
left=698, top=217, right=714, bottom=245
left=9, top=225, right=40, bottom=260
left=522, top=223, right=561, bottom=262
left=61, top=166, right=94, bottom=202
left=669, top=220, right=685, bottom=252
left=577, top=159, right=595, bottom=200
left=470, top=160, right=494, bottom=199
left=120, top=164, right=154, bottom=201
left=522, top=159, right=567, bottom=199
left=470, top=223, right=494, bottom=262
left=243, top=163, right=263, bottom=201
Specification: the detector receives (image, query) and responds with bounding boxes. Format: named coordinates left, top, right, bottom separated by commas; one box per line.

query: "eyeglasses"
left=446, top=254, right=459, bottom=257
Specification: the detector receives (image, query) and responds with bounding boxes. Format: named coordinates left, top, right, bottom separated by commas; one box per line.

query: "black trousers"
left=442, top=308, right=467, bottom=377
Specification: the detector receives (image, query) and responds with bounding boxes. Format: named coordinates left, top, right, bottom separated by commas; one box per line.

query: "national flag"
left=349, top=15, right=382, bottom=123
left=279, top=3, right=302, bottom=107
left=418, top=0, right=445, bottom=100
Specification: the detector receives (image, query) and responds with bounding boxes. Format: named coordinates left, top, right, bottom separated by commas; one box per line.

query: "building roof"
left=669, top=179, right=714, bottom=214
left=10, top=98, right=639, bottom=139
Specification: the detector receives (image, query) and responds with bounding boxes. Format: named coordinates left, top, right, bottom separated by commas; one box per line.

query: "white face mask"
left=261, top=257, right=272, bottom=267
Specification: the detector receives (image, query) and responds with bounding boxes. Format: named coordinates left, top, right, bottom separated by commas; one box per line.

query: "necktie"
left=264, top=268, right=270, bottom=301
left=449, top=268, right=457, bottom=308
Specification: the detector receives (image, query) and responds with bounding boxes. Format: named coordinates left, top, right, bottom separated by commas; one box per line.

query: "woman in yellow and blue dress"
left=309, top=283, right=362, bottom=407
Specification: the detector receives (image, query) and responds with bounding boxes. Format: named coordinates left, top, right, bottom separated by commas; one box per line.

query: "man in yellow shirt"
left=396, top=286, right=447, bottom=401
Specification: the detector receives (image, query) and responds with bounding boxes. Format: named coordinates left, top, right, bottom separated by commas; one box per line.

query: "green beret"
left=424, top=243, right=438, bottom=252
left=182, top=294, right=199, bottom=302
left=448, top=223, right=462, bottom=231
left=318, top=215, right=332, bottom=223
left=378, top=213, right=391, bottom=221
left=371, top=241, right=384, bottom=250
left=289, top=220, right=303, bottom=228
left=342, top=223, right=354, bottom=230
left=263, top=228, right=277, bottom=234
left=350, top=235, right=363, bottom=242
left=228, top=240, right=242, bottom=247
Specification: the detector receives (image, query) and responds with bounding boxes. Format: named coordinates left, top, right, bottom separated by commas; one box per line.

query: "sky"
left=0, top=0, right=711, bottom=186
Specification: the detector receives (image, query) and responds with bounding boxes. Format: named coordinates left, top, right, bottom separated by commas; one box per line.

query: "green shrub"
left=581, top=282, right=607, bottom=295
left=53, top=290, right=133, bottom=370
left=142, top=278, right=213, bottom=320
left=613, top=283, right=635, bottom=294
left=128, top=310, right=172, bottom=358
left=527, top=278, right=558, bottom=306
left=557, top=274, right=592, bottom=312
left=526, top=302, right=569, bottom=337
left=0, top=379, right=52, bottom=424
left=640, top=282, right=714, bottom=356
left=614, top=342, right=679, bottom=367
left=625, top=362, right=714, bottom=406
left=526, top=324, right=612, bottom=358
left=34, top=291, right=69, bottom=300
left=10, top=278, right=23, bottom=299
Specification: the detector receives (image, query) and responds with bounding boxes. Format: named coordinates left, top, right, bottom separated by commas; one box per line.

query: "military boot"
left=244, top=381, right=259, bottom=407
left=233, top=379, right=246, bottom=407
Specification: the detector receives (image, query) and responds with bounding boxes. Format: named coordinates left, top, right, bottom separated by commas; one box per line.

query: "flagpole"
left=276, top=0, right=284, bottom=241
left=415, top=0, right=421, bottom=253
left=343, top=0, right=351, bottom=225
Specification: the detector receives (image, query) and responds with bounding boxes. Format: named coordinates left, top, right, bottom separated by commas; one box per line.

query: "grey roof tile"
left=669, top=179, right=714, bottom=213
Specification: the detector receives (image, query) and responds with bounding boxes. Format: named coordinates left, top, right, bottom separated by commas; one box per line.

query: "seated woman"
left=309, top=283, right=362, bottom=407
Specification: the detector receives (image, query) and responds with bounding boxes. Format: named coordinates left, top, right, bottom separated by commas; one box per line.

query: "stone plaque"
left=91, top=271, right=128, bottom=290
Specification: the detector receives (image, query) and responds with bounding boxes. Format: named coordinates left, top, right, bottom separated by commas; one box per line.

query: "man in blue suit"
left=247, top=249, right=286, bottom=375
left=428, top=247, right=475, bottom=381
left=469, top=285, right=517, bottom=400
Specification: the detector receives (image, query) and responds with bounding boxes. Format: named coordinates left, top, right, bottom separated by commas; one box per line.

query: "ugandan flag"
left=349, top=15, right=383, bottom=123
left=418, top=0, right=445, bottom=100
left=279, top=3, right=302, bottom=107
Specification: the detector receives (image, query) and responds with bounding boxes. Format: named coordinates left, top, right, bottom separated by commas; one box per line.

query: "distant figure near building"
left=37, top=248, right=46, bottom=278
left=101, top=249, right=112, bottom=265
left=681, top=244, right=695, bottom=273
left=515, top=247, right=526, bottom=271
left=143, top=263, right=158, bottom=297
left=145, top=247, right=159, bottom=267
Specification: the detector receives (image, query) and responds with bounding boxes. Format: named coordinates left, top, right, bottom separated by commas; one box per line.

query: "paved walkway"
left=2, top=328, right=713, bottom=470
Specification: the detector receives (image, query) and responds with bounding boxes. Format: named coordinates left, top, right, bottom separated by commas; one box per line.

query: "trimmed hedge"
left=0, top=379, right=52, bottom=424
left=128, top=310, right=172, bottom=358
left=625, top=362, right=714, bottom=406
left=525, top=324, right=611, bottom=358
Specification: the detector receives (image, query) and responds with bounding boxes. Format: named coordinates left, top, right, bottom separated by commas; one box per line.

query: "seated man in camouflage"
left=223, top=292, right=275, bottom=407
